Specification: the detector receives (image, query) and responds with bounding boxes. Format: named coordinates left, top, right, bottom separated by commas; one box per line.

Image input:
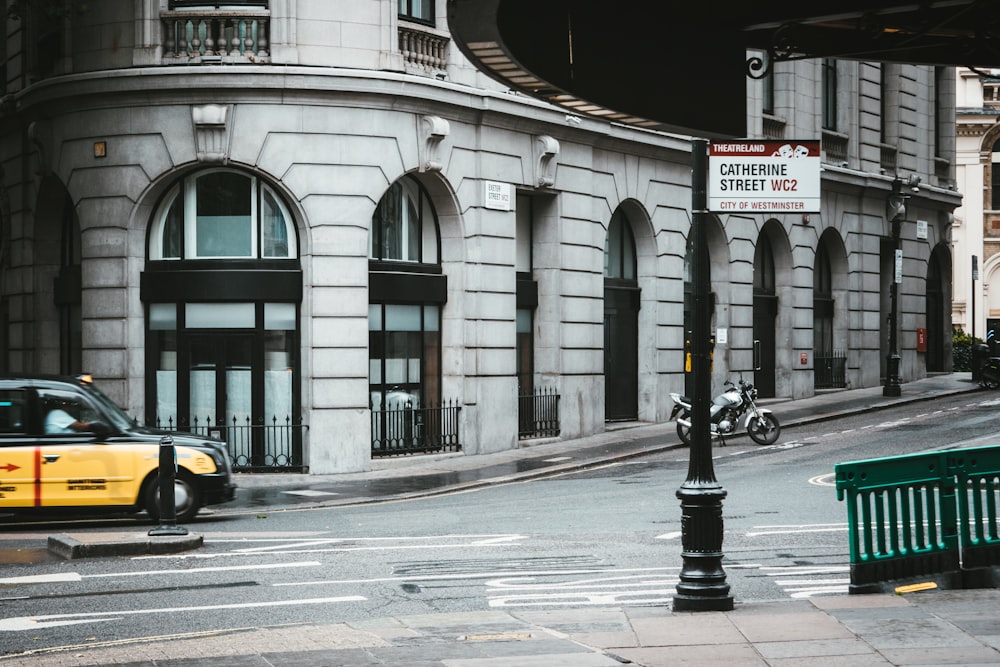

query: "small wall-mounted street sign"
left=708, top=140, right=821, bottom=213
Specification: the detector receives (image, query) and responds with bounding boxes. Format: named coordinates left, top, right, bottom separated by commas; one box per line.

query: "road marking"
left=544, top=456, right=573, bottom=462
left=282, top=489, right=339, bottom=497
left=183, top=534, right=530, bottom=557
left=0, top=596, right=367, bottom=632
left=655, top=531, right=682, bottom=540
left=746, top=523, right=846, bottom=537
left=809, top=473, right=836, bottom=487
left=0, top=573, right=82, bottom=585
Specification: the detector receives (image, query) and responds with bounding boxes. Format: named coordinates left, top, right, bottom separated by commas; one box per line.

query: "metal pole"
left=149, top=435, right=189, bottom=536
left=673, top=138, right=733, bottom=612
left=884, top=178, right=903, bottom=398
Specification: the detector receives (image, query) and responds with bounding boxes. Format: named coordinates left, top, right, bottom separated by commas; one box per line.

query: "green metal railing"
left=835, top=445, right=1000, bottom=592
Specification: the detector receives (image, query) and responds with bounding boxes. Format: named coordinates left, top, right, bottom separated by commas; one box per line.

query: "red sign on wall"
left=916, top=328, right=927, bottom=352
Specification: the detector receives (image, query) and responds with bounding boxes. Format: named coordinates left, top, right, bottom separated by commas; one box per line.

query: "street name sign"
left=708, top=140, right=821, bottom=213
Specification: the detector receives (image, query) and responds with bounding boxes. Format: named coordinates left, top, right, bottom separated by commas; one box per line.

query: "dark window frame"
left=822, top=58, right=838, bottom=132
left=398, top=0, right=435, bottom=26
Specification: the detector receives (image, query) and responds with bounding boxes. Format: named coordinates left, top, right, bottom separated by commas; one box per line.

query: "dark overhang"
left=447, top=0, right=1000, bottom=137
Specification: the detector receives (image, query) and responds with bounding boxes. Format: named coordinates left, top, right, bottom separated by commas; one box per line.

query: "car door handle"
left=42, top=454, right=60, bottom=463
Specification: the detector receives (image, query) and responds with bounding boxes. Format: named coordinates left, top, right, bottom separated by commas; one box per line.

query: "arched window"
left=369, top=176, right=439, bottom=264
left=150, top=170, right=295, bottom=260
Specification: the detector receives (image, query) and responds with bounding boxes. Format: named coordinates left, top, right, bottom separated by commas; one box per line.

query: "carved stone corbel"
left=419, top=115, right=449, bottom=172
left=534, top=134, right=559, bottom=188
left=192, top=104, right=231, bottom=164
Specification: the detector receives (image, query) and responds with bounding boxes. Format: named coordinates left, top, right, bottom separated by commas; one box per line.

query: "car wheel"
left=144, top=471, right=202, bottom=524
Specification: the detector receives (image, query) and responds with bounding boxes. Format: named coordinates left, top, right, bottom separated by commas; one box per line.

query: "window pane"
left=265, top=303, right=296, bottom=330
left=186, top=303, right=255, bottom=328
left=0, top=390, right=27, bottom=434
left=385, top=304, right=422, bottom=331
left=262, top=188, right=291, bottom=258
left=155, top=330, right=177, bottom=430
left=371, top=177, right=438, bottom=263
left=162, top=196, right=182, bottom=259
left=150, top=303, right=177, bottom=330
left=195, top=172, right=252, bottom=257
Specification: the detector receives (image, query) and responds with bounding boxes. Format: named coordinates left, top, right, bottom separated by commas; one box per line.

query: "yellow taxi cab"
left=0, top=374, right=236, bottom=522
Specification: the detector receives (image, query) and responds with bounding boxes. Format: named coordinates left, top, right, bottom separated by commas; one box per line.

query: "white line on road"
left=274, top=566, right=682, bottom=588
left=655, top=531, right=682, bottom=540
left=0, top=596, right=367, bottom=632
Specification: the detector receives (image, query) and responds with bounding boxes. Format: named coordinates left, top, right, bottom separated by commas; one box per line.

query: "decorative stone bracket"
left=419, top=115, right=449, bottom=172
left=192, top=104, right=231, bottom=164
left=534, top=134, right=559, bottom=188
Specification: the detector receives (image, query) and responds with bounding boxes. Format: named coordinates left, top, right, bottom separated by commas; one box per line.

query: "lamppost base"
left=673, top=592, right=735, bottom=612
left=882, top=384, right=901, bottom=397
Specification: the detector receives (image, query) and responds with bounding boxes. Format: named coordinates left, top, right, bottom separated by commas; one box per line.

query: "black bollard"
left=149, top=435, right=188, bottom=536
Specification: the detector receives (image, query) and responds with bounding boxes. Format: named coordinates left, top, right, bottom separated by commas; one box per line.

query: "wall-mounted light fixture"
left=93, top=141, right=107, bottom=158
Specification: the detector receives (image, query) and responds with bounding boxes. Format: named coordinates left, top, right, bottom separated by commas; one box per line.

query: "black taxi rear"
left=0, top=375, right=236, bottom=522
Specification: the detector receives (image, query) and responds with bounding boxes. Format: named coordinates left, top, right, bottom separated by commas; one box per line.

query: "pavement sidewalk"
left=26, top=371, right=1000, bottom=667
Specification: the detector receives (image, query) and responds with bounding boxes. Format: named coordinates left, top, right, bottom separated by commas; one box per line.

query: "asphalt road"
left=2, top=391, right=999, bottom=660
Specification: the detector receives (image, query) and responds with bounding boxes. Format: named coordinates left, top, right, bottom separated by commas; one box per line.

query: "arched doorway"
left=926, top=244, right=951, bottom=372
left=604, top=207, right=639, bottom=421
left=141, top=168, right=303, bottom=471
left=753, top=233, right=778, bottom=397
left=814, top=229, right=849, bottom=389
left=753, top=221, right=793, bottom=398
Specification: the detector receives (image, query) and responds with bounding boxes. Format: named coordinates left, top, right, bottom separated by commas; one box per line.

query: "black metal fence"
left=815, top=350, right=847, bottom=389
left=518, top=386, right=561, bottom=439
left=371, top=399, right=462, bottom=457
left=152, top=415, right=308, bottom=473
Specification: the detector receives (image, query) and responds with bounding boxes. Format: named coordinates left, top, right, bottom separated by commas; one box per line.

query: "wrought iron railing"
left=371, top=399, right=461, bottom=457
left=518, top=386, right=560, bottom=439
left=161, top=8, right=270, bottom=63
left=152, top=414, right=307, bottom=472
left=815, top=350, right=847, bottom=389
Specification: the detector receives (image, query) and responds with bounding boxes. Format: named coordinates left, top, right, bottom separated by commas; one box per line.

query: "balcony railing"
left=822, top=130, right=849, bottom=165
left=161, top=8, right=270, bottom=63
left=398, top=21, right=449, bottom=73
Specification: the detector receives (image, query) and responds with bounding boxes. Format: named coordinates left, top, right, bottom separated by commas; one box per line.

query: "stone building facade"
left=0, top=1, right=960, bottom=473
left=954, top=68, right=1000, bottom=342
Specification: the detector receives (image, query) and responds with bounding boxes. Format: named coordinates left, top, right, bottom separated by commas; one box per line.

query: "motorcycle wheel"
left=676, top=415, right=692, bottom=446
left=747, top=413, right=781, bottom=445
left=982, top=364, right=1000, bottom=390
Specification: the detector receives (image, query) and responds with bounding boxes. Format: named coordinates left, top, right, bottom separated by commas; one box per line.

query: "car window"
left=0, top=390, right=28, bottom=435
left=38, top=389, right=101, bottom=436
left=80, top=384, right=136, bottom=431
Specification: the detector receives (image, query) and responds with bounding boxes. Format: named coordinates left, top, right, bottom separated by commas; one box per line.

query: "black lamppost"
left=673, top=139, right=733, bottom=612
left=884, top=175, right=919, bottom=398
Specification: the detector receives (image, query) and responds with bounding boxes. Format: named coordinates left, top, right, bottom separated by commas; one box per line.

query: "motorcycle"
left=982, top=357, right=1000, bottom=389
left=669, top=375, right=781, bottom=446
